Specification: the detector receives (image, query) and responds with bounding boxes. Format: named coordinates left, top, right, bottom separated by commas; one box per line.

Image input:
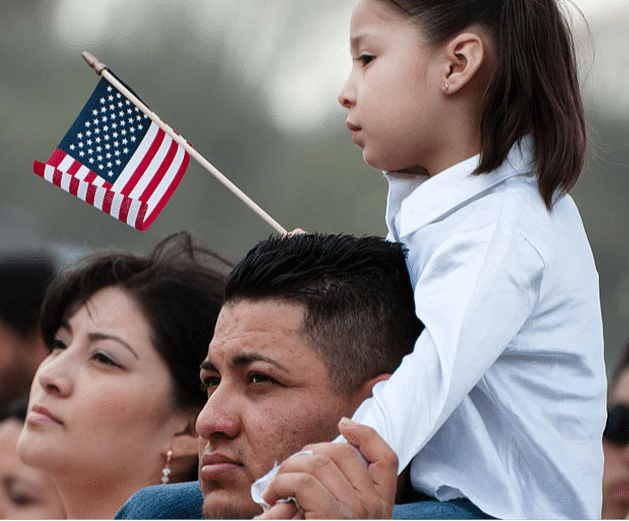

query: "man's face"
left=196, top=299, right=360, bottom=519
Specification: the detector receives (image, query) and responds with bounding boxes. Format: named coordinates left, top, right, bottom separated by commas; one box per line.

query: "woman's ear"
left=442, top=30, right=485, bottom=94
left=169, top=419, right=198, bottom=458
left=162, top=416, right=199, bottom=483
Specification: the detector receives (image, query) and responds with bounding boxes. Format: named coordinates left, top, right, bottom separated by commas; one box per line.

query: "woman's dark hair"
left=39, top=232, right=231, bottom=410
left=388, top=0, right=586, bottom=209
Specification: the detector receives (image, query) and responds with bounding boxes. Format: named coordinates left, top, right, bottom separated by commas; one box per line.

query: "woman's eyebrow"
left=88, top=332, right=139, bottom=359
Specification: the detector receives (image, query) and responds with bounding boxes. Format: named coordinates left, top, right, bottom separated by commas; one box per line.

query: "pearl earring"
left=442, top=83, right=449, bottom=92
left=161, top=449, right=173, bottom=484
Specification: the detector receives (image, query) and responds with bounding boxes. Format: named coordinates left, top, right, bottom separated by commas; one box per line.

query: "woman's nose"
left=36, top=355, right=73, bottom=398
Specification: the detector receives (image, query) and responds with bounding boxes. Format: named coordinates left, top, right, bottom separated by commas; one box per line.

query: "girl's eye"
left=358, top=53, right=374, bottom=66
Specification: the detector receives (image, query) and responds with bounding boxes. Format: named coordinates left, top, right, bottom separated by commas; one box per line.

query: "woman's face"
left=17, top=286, right=183, bottom=483
left=0, top=419, right=66, bottom=519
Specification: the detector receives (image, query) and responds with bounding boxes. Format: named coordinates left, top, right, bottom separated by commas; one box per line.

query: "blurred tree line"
left=1, top=0, right=628, bottom=376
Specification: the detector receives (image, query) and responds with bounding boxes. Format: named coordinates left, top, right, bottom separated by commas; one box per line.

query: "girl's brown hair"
left=388, top=0, right=586, bottom=209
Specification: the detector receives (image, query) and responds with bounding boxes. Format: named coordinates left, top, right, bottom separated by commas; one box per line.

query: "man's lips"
left=200, top=453, right=243, bottom=481
left=26, top=405, right=63, bottom=425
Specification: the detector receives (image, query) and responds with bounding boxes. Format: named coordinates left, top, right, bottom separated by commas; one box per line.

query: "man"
left=116, top=232, right=423, bottom=519
left=602, top=340, right=629, bottom=519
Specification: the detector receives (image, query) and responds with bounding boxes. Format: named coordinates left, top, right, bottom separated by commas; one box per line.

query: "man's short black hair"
left=225, top=233, right=423, bottom=396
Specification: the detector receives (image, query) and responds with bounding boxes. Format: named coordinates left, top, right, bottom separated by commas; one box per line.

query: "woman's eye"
left=92, top=351, right=121, bottom=367
left=50, top=338, right=67, bottom=351
left=9, top=489, right=35, bottom=506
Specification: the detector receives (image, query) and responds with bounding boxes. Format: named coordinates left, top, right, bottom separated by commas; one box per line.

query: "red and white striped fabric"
left=33, top=77, right=189, bottom=231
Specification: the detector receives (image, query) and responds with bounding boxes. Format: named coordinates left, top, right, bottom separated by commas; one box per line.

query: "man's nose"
left=196, top=384, right=241, bottom=441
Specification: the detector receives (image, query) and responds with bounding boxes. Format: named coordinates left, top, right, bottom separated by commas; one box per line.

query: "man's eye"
left=249, top=373, right=274, bottom=385
left=200, top=376, right=220, bottom=391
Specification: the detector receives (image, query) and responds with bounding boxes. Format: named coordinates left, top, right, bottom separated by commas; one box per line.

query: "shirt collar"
left=384, top=136, right=536, bottom=238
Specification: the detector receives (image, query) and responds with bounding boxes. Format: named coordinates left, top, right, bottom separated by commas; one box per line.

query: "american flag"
left=33, top=76, right=189, bottom=231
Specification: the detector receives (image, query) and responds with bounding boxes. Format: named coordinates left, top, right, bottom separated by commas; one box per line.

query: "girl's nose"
left=338, top=78, right=355, bottom=108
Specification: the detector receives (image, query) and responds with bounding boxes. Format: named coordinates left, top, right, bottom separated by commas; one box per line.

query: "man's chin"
left=202, top=490, right=263, bottom=520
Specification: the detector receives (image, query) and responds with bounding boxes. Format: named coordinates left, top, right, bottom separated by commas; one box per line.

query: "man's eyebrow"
left=200, top=360, right=217, bottom=372
left=200, top=354, right=289, bottom=373
left=232, top=353, right=290, bottom=373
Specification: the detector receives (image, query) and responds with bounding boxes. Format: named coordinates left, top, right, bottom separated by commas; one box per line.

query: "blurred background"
left=1, top=0, right=628, bottom=376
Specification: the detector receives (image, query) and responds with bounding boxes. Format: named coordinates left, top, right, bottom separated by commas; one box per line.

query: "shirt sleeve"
left=350, top=222, right=545, bottom=473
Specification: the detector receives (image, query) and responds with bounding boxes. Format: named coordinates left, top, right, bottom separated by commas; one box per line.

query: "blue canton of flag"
left=33, top=76, right=189, bottom=231
left=59, top=78, right=150, bottom=184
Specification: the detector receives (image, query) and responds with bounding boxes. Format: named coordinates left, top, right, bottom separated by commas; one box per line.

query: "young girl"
left=257, top=0, right=606, bottom=519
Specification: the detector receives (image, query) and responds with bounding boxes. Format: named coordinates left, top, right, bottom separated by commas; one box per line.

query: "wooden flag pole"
left=81, top=51, right=287, bottom=235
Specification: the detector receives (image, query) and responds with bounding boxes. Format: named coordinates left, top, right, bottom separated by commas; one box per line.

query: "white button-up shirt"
left=351, top=137, right=606, bottom=519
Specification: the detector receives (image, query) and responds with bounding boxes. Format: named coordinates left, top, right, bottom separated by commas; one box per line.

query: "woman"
left=0, top=398, right=66, bottom=519
left=17, top=232, right=230, bottom=519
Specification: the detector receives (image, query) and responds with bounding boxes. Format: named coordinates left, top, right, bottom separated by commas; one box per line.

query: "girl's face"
left=339, top=0, right=446, bottom=175
left=0, top=419, right=66, bottom=519
left=17, top=286, right=184, bottom=484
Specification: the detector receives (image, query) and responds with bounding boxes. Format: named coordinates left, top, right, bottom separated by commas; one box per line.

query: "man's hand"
left=254, top=418, right=398, bottom=519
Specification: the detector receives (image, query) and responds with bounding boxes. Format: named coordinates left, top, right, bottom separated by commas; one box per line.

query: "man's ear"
left=349, top=373, right=391, bottom=411
left=441, top=31, right=485, bottom=94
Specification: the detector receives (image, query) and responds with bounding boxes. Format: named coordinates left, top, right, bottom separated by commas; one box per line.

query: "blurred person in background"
left=603, top=339, right=629, bottom=519
left=16, top=232, right=229, bottom=519
left=0, top=253, right=56, bottom=417
left=0, top=397, right=66, bottom=519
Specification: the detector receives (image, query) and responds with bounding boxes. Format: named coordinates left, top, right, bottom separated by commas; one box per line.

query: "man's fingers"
left=253, top=501, right=302, bottom=520
left=262, top=472, right=359, bottom=519
left=338, top=417, right=398, bottom=511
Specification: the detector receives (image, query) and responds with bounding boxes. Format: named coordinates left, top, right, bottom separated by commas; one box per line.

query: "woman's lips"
left=26, top=404, right=63, bottom=425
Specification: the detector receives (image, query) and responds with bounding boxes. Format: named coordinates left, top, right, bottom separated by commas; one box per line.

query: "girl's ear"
left=442, top=30, right=486, bottom=94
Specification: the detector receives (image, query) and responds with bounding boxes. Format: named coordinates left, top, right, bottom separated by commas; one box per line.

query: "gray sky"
left=52, top=0, right=629, bottom=130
